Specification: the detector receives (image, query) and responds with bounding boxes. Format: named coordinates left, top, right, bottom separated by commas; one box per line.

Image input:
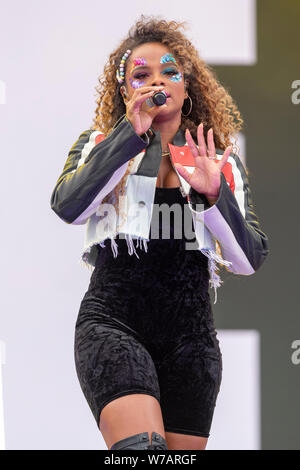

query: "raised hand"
left=174, top=123, right=232, bottom=203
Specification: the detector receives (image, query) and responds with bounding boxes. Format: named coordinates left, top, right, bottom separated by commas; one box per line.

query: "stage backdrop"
left=0, top=0, right=299, bottom=450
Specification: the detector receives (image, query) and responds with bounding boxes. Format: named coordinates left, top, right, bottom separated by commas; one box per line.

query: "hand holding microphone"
left=123, top=86, right=168, bottom=136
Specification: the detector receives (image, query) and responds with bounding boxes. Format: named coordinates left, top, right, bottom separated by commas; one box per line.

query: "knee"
left=110, top=431, right=168, bottom=450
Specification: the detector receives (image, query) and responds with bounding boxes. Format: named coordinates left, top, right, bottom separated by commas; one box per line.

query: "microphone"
left=146, top=90, right=168, bottom=108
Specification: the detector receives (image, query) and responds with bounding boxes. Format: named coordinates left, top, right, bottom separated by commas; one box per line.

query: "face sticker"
left=160, top=53, right=182, bottom=82
left=128, top=57, right=148, bottom=89
left=129, top=57, right=147, bottom=75
left=133, top=57, right=147, bottom=66
left=129, top=76, right=145, bottom=89
left=162, top=67, right=183, bottom=83
left=160, top=53, right=177, bottom=65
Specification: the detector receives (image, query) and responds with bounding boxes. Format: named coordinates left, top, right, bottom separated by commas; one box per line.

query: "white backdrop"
left=0, top=0, right=257, bottom=450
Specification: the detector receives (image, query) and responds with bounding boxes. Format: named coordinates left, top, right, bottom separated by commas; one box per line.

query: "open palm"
left=174, top=123, right=232, bottom=199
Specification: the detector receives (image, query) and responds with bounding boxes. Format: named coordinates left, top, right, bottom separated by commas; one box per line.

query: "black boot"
left=147, top=431, right=168, bottom=450
left=110, top=431, right=168, bottom=450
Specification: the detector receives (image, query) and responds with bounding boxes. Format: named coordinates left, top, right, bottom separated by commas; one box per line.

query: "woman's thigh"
left=165, top=431, right=208, bottom=450
left=157, top=336, right=223, bottom=442
left=74, top=323, right=161, bottom=431
left=99, top=393, right=166, bottom=450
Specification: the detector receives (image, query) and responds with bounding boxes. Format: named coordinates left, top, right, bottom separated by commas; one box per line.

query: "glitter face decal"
left=162, top=67, right=183, bottom=83
left=130, top=57, right=147, bottom=75
left=160, top=54, right=182, bottom=82
left=129, top=77, right=145, bottom=89
left=133, top=57, right=147, bottom=66
left=160, top=53, right=177, bottom=65
left=129, top=57, right=148, bottom=89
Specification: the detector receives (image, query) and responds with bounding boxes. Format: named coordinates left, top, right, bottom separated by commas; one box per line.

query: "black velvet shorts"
left=74, top=187, right=223, bottom=438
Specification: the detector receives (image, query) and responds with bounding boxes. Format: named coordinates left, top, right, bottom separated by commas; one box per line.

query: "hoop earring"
left=181, top=95, right=192, bottom=117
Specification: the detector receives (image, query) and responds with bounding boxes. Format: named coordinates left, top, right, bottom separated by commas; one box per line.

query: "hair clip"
left=116, top=49, right=132, bottom=84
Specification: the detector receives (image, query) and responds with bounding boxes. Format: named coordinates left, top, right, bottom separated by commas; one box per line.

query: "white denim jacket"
left=50, top=115, right=269, bottom=303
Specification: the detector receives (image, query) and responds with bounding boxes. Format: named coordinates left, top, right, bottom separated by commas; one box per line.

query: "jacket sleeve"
left=50, top=115, right=150, bottom=225
left=187, top=152, right=270, bottom=275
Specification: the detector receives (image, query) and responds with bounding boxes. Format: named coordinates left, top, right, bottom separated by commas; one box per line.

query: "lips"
left=162, top=91, right=170, bottom=98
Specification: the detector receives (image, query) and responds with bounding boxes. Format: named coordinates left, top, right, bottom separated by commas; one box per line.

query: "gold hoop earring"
left=181, top=95, right=192, bottom=117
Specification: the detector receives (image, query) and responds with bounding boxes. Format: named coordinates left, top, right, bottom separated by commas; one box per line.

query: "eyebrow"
left=130, top=63, right=179, bottom=73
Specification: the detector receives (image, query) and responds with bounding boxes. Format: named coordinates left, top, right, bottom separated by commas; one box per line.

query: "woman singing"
left=50, top=16, right=269, bottom=450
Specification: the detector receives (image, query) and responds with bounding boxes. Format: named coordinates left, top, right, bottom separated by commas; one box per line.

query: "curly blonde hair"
left=89, top=15, right=244, bottom=261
